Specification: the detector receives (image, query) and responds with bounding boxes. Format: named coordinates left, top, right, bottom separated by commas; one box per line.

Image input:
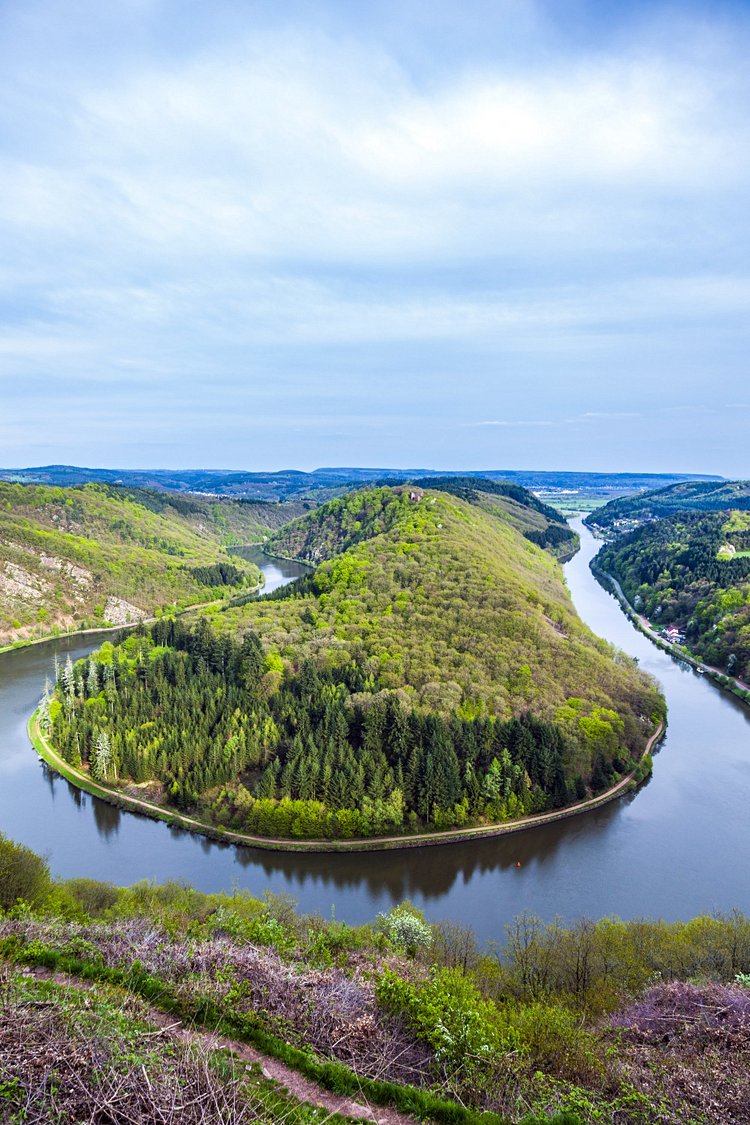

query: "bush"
left=505, top=1001, right=603, bottom=1083
left=0, top=834, right=51, bottom=911
left=63, top=878, right=119, bottom=917
left=378, top=903, right=433, bottom=955
left=376, top=965, right=519, bottom=1100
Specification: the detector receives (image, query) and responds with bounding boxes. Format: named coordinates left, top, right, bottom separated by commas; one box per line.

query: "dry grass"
left=0, top=918, right=430, bottom=1089
left=605, top=981, right=750, bottom=1124
left=0, top=965, right=264, bottom=1123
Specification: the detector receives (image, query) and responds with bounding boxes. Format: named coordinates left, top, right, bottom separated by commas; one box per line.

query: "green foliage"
left=0, top=832, right=51, bottom=911
left=503, top=1002, right=602, bottom=1083
left=48, top=484, right=663, bottom=839
left=0, top=481, right=267, bottom=643
left=376, top=965, right=520, bottom=1099
left=51, top=615, right=624, bottom=837
left=599, top=510, right=750, bottom=682
left=188, top=561, right=249, bottom=587
left=588, top=478, right=750, bottom=533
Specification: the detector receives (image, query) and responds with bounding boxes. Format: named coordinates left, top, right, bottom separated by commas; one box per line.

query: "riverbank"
left=0, top=620, right=144, bottom=657
left=0, top=580, right=264, bottom=657
left=29, top=710, right=664, bottom=854
left=592, top=563, right=750, bottom=708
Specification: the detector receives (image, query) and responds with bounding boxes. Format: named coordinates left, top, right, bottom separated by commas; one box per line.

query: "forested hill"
left=83, top=484, right=311, bottom=543
left=52, top=485, right=663, bottom=841
left=587, top=479, right=750, bottom=535
left=596, top=510, right=750, bottom=683
left=0, top=482, right=277, bottom=644
left=410, top=476, right=565, bottom=522
left=269, top=479, right=578, bottom=563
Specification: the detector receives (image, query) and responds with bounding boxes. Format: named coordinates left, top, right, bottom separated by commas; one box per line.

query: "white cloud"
left=469, top=411, right=641, bottom=429
left=0, top=2, right=749, bottom=471
left=3, top=22, right=749, bottom=269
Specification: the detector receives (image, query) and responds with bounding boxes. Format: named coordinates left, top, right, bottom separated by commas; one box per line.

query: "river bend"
left=1, top=529, right=748, bottom=945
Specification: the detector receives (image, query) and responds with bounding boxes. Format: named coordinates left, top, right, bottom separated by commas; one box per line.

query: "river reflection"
left=1, top=538, right=749, bottom=944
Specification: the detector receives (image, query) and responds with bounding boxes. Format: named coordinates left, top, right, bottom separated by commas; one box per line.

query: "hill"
left=586, top=479, right=750, bottom=536
left=267, top=478, right=578, bottom=563
left=0, top=482, right=293, bottom=644
left=596, top=510, right=750, bottom=683
left=410, top=478, right=579, bottom=558
left=47, top=485, right=663, bottom=841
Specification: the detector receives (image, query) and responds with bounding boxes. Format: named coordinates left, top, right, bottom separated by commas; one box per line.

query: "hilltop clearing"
left=47, top=484, right=662, bottom=841
left=0, top=482, right=293, bottom=644
left=586, top=478, right=750, bottom=536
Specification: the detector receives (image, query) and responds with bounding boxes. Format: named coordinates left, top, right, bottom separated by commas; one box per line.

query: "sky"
left=1, top=0, right=749, bottom=475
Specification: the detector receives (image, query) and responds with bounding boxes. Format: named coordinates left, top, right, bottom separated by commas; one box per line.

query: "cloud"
left=3, top=12, right=750, bottom=271
left=0, top=1, right=749, bottom=471
left=469, top=411, right=641, bottom=428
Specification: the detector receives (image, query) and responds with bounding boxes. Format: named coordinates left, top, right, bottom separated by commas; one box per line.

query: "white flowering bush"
left=377, top=905, right=433, bottom=954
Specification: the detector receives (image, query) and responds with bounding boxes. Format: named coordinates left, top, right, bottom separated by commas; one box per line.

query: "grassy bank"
left=29, top=709, right=663, bottom=853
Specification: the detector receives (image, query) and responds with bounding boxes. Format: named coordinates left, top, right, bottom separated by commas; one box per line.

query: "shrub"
left=376, top=965, right=519, bottom=1100
left=378, top=903, right=433, bottom=955
left=63, top=878, right=119, bottom=917
left=0, top=834, right=50, bottom=912
left=505, top=1001, right=603, bottom=1083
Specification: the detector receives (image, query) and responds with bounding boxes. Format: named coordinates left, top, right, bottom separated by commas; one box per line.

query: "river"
left=1, top=524, right=749, bottom=944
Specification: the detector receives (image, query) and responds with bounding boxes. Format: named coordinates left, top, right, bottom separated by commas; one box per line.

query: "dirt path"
left=21, top=966, right=416, bottom=1125
left=30, top=714, right=664, bottom=853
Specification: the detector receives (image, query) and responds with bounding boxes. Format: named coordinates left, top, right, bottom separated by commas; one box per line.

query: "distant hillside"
left=0, top=482, right=276, bottom=644
left=72, top=483, right=310, bottom=544
left=0, top=463, right=720, bottom=505
left=596, top=509, right=750, bottom=683
left=54, top=485, right=663, bottom=840
left=587, top=479, right=750, bottom=535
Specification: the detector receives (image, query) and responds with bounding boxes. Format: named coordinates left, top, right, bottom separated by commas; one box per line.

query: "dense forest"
left=597, top=510, right=750, bottom=682
left=47, top=485, right=663, bottom=840
left=408, top=478, right=579, bottom=559
left=268, top=479, right=578, bottom=564
left=0, top=482, right=309, bottom=643
left=587, top=478, right=750, bottom=534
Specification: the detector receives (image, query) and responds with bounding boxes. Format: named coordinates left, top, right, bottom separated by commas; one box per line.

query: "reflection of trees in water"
left=40, top=762, right=58, bottom=802
left=227, top=800, right=624, bottom=903
left=92, top=797, right=120, bottom=839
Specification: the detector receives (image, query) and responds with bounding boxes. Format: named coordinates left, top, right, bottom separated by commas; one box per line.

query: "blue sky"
left=1, top=0, right=749, bottom=474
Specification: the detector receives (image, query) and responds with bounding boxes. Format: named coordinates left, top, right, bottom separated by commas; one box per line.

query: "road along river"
left=1, top=528, right=749, bottom=945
